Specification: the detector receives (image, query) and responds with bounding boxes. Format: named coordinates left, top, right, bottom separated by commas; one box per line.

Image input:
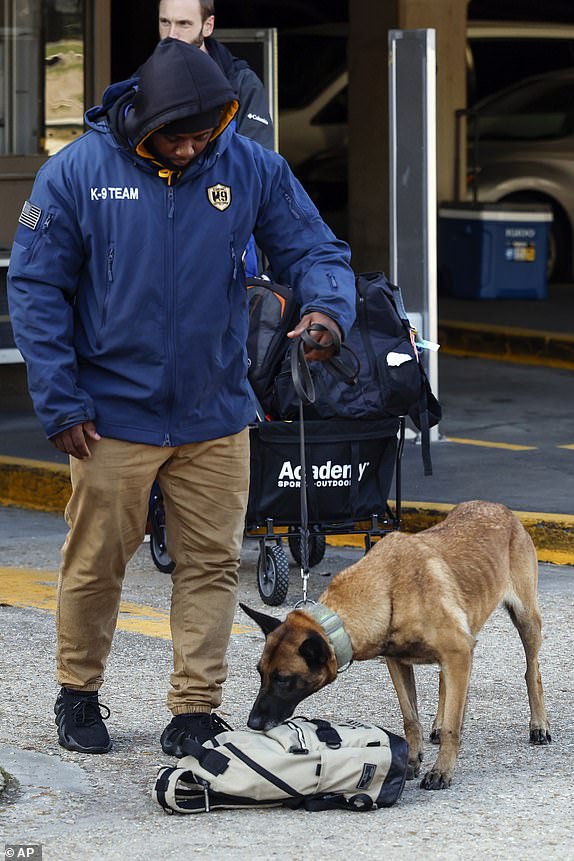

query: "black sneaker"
left=160, top=712, right=232, bottom=757
left=54, top=687, right=112, bottom=754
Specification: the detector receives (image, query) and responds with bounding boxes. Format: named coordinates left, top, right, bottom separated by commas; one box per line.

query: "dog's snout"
left=247, top=689, right=296, bottom=731
left=246, top=709, right=264, bottom=730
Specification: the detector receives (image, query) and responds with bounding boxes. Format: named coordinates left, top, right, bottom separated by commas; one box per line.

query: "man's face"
left=149, top=128, right=215, bottom=168
left=158, top=0, right=214, bottom=50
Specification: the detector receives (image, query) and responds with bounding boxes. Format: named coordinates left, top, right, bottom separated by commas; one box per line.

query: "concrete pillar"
left=348, top=0, right=467, bottom=271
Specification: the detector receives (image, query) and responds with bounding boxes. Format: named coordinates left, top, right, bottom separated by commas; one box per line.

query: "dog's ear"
left=299, top=632, right=332, bottom=669
left=240, top=602, right=282, bottom=637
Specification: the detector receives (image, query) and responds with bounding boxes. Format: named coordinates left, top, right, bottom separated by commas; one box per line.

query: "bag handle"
left=154, top=765, right=212, bottom=814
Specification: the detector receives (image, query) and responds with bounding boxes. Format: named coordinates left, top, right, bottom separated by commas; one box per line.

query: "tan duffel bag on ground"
left=153, top=717, right=408, bottom=814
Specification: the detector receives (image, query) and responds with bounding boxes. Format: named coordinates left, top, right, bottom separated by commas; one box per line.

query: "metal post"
left=388, top=29, right=439, bottom=439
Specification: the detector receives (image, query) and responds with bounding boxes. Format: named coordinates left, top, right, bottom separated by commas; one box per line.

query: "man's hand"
left=287, top=312, right=342, bottom=362
left=51, top=421, right=101, bottom=460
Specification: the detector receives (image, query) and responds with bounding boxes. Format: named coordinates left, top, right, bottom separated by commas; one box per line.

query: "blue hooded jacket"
left=8, top=39, right=355, bottom=445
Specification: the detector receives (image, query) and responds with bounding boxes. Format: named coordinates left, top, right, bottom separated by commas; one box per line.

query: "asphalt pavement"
left=0, top=506, right=573, bottom=860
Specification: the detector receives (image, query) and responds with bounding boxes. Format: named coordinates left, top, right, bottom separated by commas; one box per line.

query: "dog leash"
left=290, top=324, right=358, bottom=604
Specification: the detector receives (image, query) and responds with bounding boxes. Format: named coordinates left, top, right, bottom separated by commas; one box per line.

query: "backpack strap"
left=384, top=276, right=440, bottom=476
left=300, top=792, right=375, bottom=812
left=416, top=379, right=432, bottom=477
left=223, top=742, right=305, bottom=801
left=409, top=361, right=442, bottom=476
left=387, top=279, right=410, bottom=323
left=179, top=737, right=230, bottom=775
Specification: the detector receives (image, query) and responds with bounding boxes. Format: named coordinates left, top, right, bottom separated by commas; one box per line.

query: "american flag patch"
left=19, top=199, right=43, bottom=231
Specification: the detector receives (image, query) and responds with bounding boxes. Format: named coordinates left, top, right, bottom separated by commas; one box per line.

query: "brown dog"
left=241, top=500, right=551, bottom=790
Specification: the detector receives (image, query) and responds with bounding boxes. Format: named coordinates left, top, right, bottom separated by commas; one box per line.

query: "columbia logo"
left=247, top=112, right=269, bottom=126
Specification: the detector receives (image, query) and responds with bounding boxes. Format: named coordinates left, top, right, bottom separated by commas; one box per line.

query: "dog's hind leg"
left=420, top=649, right=473, bottom=790
left=506, top=519, right=551, bottom=744
left=504, top=599, right=551, bottom=745
left=385, top=658, right=424, bottom=779
left=430, top=670, right=445, bottom=744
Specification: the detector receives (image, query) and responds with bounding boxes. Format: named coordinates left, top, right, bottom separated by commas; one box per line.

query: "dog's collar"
left=306, top=603, right=353, bottom=672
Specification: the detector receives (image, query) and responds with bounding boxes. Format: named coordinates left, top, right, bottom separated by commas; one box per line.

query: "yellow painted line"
left=441, top=319, right=574, bottom=341
left=536, top=548, right=574, bottom=565
left=0, top=568, right=254, bottom=638
left=440, top=346, right=574, bottom=371
left=325, top=502, right=574, bottom=565
left=558, top=443, right=574, bottom=450
left=445, top=436, right=537, bottom=451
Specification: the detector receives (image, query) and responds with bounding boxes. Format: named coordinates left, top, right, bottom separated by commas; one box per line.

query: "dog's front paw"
left=429, top=727, right=441, bottom=745
left=406, top=751, right=423, bottom=780
left=530, top=727, right=552, bottom=745
left=420, top=769, right=452, bottom=790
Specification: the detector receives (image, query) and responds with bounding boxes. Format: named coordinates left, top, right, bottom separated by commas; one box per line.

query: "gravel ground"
left=1, top=510, right=573, bottom=860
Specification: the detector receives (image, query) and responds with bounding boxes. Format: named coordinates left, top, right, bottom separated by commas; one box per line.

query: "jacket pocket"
left=14, top=207, right=57, bottom=260
left=280, top=179, right=319, bottom=225
left=97, top=244, right=115, bottom=348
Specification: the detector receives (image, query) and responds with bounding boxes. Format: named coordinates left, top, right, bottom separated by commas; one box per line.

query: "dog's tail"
left=503, top=513, right=540, bottom=623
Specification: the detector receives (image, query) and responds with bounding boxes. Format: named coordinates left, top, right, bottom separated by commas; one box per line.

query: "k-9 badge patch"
left=19, top=199, right=43, bottom=230
left=207, top=183, right=231, bottom=211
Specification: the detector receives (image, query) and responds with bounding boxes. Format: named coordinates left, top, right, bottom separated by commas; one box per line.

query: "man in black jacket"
left=158, top=0, right=274, bottom=150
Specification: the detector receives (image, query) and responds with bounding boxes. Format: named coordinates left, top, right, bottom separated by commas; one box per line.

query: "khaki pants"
left=56, top=428, right=250, bottom=714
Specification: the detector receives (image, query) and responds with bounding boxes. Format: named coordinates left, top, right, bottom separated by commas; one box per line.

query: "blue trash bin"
left=438, top=202, right=553, bottom=300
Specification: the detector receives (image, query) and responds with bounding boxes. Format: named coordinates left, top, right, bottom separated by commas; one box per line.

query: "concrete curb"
left=0, top=455, right=70, bottom=513
left=438, top=319, right=574, bottom=369
left=1, top=456, right=573, bottom=565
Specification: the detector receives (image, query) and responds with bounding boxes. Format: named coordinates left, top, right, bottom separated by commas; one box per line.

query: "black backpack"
left=246, top=276, right=300, bottom=417
left=273, top=271, right=441, bottom=474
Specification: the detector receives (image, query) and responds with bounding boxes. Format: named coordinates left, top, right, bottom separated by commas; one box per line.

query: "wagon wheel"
left=149, top=498, right=175, bottom=574
left=287, top=528, right=327, bottom=568
left=257, top=543, right=290, bottom=606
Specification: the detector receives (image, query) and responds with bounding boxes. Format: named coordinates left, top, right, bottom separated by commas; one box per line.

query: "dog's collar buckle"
left=337, top=659, right=353, bottom=675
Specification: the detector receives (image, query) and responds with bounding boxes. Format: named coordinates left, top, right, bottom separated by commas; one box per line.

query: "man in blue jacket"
left=8, top=38, right=355, bottom=756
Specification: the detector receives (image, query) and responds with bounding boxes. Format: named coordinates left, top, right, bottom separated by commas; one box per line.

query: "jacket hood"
left=124, top=38, right=238, bottom=153
left=205, top=36, right=249, bottom=77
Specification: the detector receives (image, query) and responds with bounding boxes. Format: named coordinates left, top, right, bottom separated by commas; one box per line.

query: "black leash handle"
left=290, top=336, right=316, bottom=405
left=290, top=323, right=359, bottom=406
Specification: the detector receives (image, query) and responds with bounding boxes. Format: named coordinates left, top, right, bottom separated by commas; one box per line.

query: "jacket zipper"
left=163, top=186, right=176, bottom=446
left=230, top=235, right=238, bottom=280
left=29, top=211, right=55, bottom=263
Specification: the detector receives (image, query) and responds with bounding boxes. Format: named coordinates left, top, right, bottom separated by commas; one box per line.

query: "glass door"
left=0, top=0, right=86, bottom=156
